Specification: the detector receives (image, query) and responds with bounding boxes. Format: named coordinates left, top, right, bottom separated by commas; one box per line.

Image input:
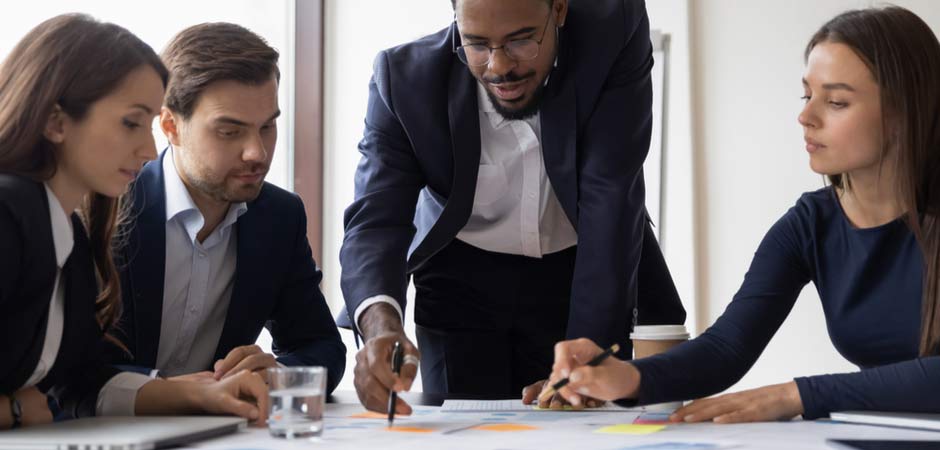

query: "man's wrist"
left=359, top=302, right=404, bottom=340
left=0, top=394, right=12, bottom=429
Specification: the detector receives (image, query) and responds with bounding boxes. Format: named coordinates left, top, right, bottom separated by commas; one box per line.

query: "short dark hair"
left=161, top=22, right=279, bottom=119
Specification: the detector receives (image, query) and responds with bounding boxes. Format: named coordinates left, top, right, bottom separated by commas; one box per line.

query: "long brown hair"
left=806, top=6, right=940, bottom=356
left=0, top=14, right=168, bottom=338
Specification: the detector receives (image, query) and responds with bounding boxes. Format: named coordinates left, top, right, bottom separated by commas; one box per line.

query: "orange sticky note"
left=473, top=423, right=539, bottom=432
left=385, top=426, right=435, bottom=433
left=349, top=411, right=389, bottom=419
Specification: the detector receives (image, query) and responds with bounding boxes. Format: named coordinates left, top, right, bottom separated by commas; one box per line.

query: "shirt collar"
left=164, top=147, right=201, bottom=225
left=476, top=82, right=542, bottom=131
left=163, top=148, right=248, bottom=244
left=43, top=183, right=73, bottom=269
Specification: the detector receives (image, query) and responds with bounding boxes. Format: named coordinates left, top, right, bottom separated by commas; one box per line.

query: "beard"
left=184, top=163, right=267, bottom=204
left=482, top=70, right=548, bottom=121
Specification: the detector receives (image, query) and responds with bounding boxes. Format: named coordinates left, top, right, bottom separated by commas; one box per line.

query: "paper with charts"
left=192, top=402, right=741, bottom=450
left=440, top=399, right=646, bottom=412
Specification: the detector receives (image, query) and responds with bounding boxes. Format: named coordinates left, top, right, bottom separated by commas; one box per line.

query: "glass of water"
left=267, top=366, right=327, bottom=438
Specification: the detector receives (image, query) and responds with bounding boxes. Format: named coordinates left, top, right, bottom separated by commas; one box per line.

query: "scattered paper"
left=442, top=399, right=643, bottom=413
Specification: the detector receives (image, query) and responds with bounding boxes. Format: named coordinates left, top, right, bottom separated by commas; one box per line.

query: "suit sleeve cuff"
left=354, top=295, right=403, bottom=330
left=95, top=372, right=153, bottom=416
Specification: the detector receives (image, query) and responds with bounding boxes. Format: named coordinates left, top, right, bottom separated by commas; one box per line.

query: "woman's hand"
left=670, top=381, right=803, bottom=424
left=549, top=338, right=641, bottom=406
left=0, top=387, right=53, bottom=429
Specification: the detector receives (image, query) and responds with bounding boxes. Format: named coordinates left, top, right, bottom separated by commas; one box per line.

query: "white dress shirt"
left=155, top=149, right=247, bottom=377
left=355, top=82, right=578, bottom=327
left=24, top=184, right=151, bottom=416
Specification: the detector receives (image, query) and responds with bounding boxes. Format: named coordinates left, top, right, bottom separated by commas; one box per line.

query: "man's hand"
left=354, top=302, right=420, bottom=415
left=522, top=379, right=606, bottom=410
left=193, top=370, right=270, bottom=426
left=669, top=382, right=803, bottom=424
left=213, top=345, right=279, bottom=382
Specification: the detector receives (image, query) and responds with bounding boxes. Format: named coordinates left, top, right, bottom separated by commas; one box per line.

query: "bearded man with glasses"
left=340, top=0, right=686, bottom=413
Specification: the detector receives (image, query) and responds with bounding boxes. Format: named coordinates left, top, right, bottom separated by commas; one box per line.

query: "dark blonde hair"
left=0, top=14, right=168, bottom=340
left=806, top=6, right=940, bottom=356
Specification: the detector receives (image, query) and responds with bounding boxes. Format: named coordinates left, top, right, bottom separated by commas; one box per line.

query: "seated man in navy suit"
left=108, top=22, right=345, bottom=392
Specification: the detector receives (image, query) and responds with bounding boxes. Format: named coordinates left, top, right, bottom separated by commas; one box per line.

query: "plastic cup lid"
left=630, top=325, right=690, bottom=340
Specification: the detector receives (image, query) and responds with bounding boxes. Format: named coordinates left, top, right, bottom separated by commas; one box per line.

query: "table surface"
left=180, top=392, right=940, bottom=450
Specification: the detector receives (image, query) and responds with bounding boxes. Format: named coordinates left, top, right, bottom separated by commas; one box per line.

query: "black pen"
left=388, top=341, right=404, bottom=426
left=538, top=343, right=621, bottom=402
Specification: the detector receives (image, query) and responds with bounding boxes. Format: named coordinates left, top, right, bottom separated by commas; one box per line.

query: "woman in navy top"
left=546, top=6, right=940, bottom=422
left=0, top=15, right=269, bottom=428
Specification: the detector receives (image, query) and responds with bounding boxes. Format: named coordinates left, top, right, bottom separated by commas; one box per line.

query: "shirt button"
left=198, top=252, right=207, bottom=258
left=528, top=192, right=537, bottom=198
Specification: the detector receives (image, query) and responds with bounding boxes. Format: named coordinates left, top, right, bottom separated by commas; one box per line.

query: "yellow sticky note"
left=594, top=424, right=666, bottom=435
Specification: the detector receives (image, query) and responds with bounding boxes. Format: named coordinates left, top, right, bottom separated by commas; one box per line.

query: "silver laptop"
left=0, top=416, right=246, bottom=450
left=830, top=411, right=940, bottom=432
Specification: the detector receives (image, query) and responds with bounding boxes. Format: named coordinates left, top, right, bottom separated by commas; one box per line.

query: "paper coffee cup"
left=630, top=325, right=689, bottom=359
left=630, top=325, right=690, bottom=412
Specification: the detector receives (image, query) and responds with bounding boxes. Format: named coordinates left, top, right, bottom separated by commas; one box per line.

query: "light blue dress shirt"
left=156, top=149, right=247, bottom=376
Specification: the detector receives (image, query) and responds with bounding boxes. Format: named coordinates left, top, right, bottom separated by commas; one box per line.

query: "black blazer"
left=340, top=0, right=685, bottom=352
left=109, top=150, right=346, bottom=392
left=0, top=174, right=120, bottom=417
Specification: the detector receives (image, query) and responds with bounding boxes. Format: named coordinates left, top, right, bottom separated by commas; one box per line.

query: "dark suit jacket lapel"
left=411, top=25, right=481, bottom=266
left=539, top=33, right=579, bottom=228
left=126, top=152, right=169, bottom=367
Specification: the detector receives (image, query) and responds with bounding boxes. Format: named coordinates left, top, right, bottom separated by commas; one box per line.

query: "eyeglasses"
left=453, top=13, right=553, bottom=67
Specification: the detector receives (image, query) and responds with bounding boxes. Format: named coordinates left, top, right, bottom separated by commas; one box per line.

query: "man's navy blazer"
left=111, top=150, right=345, bottom=392
left=340, top=0, right=685, bottom=352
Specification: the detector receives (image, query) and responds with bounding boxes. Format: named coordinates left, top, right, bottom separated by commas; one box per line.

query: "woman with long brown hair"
left=0, top=14, right=268, bottom=429
left=545, top=5, right=940, bottom=422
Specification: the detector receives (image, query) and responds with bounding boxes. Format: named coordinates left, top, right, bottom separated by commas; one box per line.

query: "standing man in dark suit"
left=110, top=23, right=345, bottom=393
left=342, top=0, right=685, bottom=413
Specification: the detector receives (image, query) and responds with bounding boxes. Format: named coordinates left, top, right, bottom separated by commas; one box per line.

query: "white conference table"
left=180, top=392, right=940, bottom=450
